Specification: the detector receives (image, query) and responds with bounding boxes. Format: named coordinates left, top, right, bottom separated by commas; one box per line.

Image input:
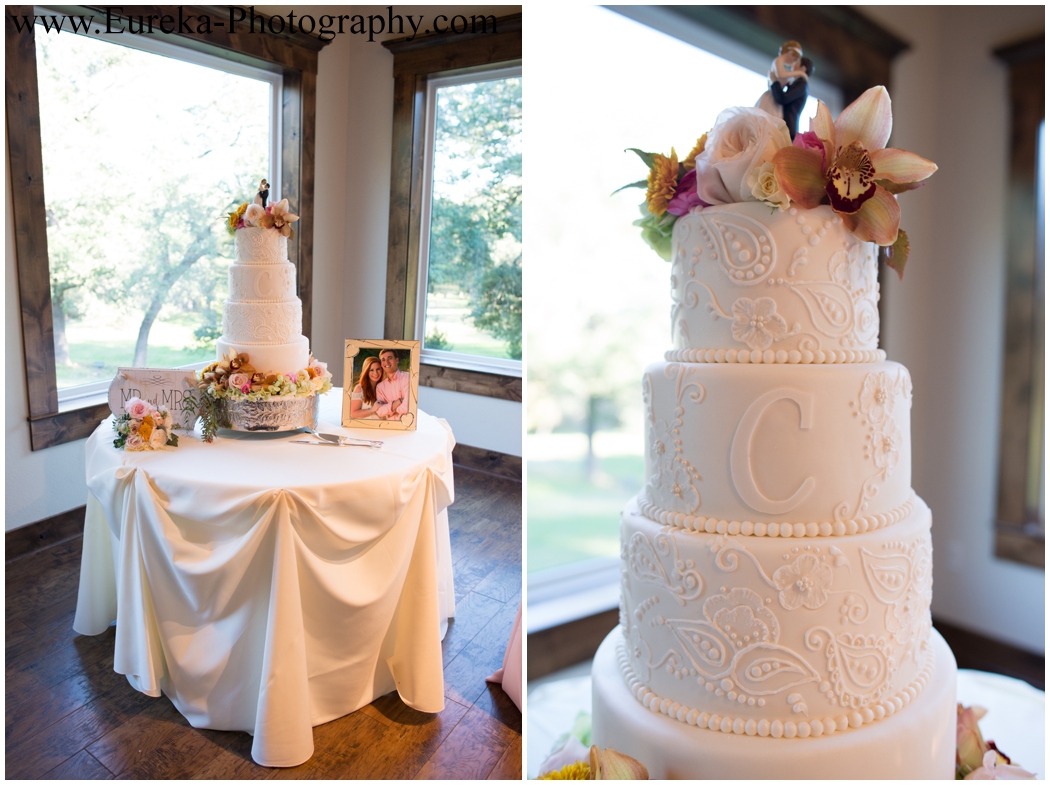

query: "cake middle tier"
left=222, top=300, right=302, bottom=345
left=643, top=361, right=912, bottom=528
left=227, top=262, right=297, bottom=303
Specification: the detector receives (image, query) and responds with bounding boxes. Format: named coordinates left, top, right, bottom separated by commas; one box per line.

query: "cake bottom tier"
left=217, top=336, right=309, bottom=376
left=592, top=626, right=957, bottom=780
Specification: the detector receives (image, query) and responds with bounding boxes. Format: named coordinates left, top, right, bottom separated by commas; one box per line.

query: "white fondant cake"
left=669, top=203, right=882, bottom=361
left=217, top=227, right=310, bottom=373
left=592, top=196, right=955, bottom=777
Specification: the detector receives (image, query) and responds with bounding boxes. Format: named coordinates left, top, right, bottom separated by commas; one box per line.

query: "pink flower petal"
left=835, top=86, right=893, bottom=152
left=772, top=146, right=827, bottom=208
left=809, top=100, right=836, bottom=145
left=840, top=186, right=900, bottom=245
left=870, top=147, right=938, bottom=183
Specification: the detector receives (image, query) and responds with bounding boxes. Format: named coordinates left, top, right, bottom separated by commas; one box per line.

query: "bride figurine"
left=254, top=178, right=270, bottom=208
left=756, top=41, right=812, bottom=139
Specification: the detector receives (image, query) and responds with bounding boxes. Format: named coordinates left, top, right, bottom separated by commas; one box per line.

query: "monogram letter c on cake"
left=731, top=388, right=816, bottom=514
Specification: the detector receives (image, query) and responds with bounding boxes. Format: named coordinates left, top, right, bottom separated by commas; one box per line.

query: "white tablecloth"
left=74, top=396, right=456, bottom=767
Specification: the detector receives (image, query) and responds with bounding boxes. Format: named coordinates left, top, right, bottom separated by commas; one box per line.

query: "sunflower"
left=645, top=148, right=679, bottom=216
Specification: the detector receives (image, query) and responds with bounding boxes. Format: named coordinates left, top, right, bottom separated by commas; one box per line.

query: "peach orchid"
left=773, top=86, right=937, bottom=276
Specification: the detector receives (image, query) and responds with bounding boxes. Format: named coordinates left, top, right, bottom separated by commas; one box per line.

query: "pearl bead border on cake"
left=664, top=348, right=888, bottom=364
left=638, top=493, right=916, bottom=538
left=616, top=638, right=934, bottom=739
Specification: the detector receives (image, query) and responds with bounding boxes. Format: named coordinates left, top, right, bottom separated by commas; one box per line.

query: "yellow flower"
left=226, top=202, right=248, bottom=232
left=139, top=416, right=154, bottom=441
left=682, top=134, right=707, bottom=170
left=537, top=762, right=590, bottom=780
left=646, top=148, right=679, bottom=216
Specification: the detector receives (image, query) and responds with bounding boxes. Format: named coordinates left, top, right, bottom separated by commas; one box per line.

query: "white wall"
left=5, top=5, right=520, bottom=532
left=862, top=5, right=1044, bottom=654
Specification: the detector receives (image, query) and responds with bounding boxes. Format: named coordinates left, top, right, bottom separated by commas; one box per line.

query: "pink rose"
left=310, top=359, right=329, bottom=378
left=793, top=131, right=827, bottom=169
left=228, top=372, right=250, bottom=390
left=666, top=168, right=708, bottom=216
left=125, top=433, right=145, bottom=451
left=126, top=398, right=150, bottom=419
left=288, top=372, right=298, bottom=384
left=241, top=383, right=251, bottom=394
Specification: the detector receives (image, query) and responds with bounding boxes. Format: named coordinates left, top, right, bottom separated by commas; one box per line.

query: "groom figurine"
left=771, top=57, right=813, bottom=140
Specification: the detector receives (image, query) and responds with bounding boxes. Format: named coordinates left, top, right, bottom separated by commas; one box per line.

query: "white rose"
left=149, top=427, right=168, bottom=449
left=310, top=376, right=325, bottom=392
left=695, top=107, right=792, bottom=204
left=243, top=203, right=266, bottom=226
left=747, top=162, right=791, bottom=209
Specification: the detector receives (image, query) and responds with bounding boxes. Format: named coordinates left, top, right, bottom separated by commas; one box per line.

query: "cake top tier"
left=627, top=84, right=936, bottom=282
left=225, top=178, right=299, bottom=256
left=668, top=201, right=884, bottom=361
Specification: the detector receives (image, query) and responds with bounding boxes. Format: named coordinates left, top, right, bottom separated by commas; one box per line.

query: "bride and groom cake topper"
left=757, top=40, right=813, bottom=140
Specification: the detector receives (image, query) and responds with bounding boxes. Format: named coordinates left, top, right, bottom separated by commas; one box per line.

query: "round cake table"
left=73, top=394, right=456, bottom=767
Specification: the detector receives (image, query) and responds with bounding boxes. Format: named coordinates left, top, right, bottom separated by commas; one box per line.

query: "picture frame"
left=342, top=339, right=420, bottom=430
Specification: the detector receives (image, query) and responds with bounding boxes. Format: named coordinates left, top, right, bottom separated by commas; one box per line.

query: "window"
left=416, top=67, right=522, bottom=374
left=382, top=14, right=522, bottom=402
left=527, top=6, right=842, bottom=582
left=7, top=5, right=327, bottom=449
left=993, top=36, right=1044, bottom=568
left=34, top=20, right=278, bottom=405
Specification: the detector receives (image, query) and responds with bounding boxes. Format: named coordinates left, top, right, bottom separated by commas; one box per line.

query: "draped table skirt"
left=73, top=398, right=456, bottom=767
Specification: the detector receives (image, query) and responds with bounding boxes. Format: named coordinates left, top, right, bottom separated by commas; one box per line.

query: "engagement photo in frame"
left=342, top=340, right=420, bottom=430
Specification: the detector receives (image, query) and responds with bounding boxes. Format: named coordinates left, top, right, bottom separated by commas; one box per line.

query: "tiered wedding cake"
left=590, top=85, right=954, bottom=778
left=217, top=226, right=310, bottom=374
left=194, top=184, right=331, bottom=436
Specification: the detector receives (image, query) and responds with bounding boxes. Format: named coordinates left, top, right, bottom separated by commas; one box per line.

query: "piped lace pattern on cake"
left=644, top=365, right=705, bottom=514
left=670, top=205, right=881, bottom=358
left=222, top=301, right=302, bottom=344
left=234, top=228, right=288, bottom=264
left=619, top=505, right=934, bottom=737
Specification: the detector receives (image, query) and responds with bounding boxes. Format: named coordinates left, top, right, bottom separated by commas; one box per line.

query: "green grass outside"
left=527, top=453, right=644, bottom=573
left=57, top=316, right=214, bottom=389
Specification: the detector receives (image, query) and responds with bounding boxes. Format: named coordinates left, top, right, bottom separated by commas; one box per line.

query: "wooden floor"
left=5, top=465, right=522, bottom=779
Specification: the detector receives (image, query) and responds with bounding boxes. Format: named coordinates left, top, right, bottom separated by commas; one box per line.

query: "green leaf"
left=611, top=179, right=648, bottom=196
left=625, top=148, right=657, bottom=169
left=882, top=228, right=910, bottom=280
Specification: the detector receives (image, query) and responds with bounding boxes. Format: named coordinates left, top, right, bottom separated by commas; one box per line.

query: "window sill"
left=419, top=362, right=522, bottom=402
left=28, top=399, right=112, bottom=451
left=527, top=556, right=619, bottom=634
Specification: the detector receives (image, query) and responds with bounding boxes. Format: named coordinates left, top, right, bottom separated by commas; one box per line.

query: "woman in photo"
left=349, top=355, right=383, bottom=419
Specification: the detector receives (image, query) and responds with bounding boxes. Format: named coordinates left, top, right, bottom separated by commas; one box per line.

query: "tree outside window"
left=420, top=71, right=522, bottom=363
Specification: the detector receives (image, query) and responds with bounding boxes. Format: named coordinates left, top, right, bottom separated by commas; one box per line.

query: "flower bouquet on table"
left=113, top=398, right=178, bottom=451
left=188, top=350, right=333, bottom=442
left=622, top=86, right=937, bottom=278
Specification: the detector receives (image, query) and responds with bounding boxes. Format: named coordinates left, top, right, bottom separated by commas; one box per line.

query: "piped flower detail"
left=858, top=371, right=896, bottom=423
left=773, top=553, right=833, bottom=610
left=731, top=297, right=787, bottom=350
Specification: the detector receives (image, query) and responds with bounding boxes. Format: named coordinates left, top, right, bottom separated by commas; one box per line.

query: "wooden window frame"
left=382, top=13, right=522, bottom=404
left=5, top=4, right=328, bottom=450
left=993, top=35, right=1044, bottom=569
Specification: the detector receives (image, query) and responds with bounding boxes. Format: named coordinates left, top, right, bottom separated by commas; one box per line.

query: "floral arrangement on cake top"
left=956, top=704, right=1035, bottom=780
left=113, top=398, right=179, bottom=451
left=197, top=349, right=332, bottom=401
left=226, top=178, right=299, bottom=237
left=625, top=85, right=936, bottom=278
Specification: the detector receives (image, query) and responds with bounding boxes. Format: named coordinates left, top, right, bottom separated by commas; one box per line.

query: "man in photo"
left=375, top=348, right=411, bottom=420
